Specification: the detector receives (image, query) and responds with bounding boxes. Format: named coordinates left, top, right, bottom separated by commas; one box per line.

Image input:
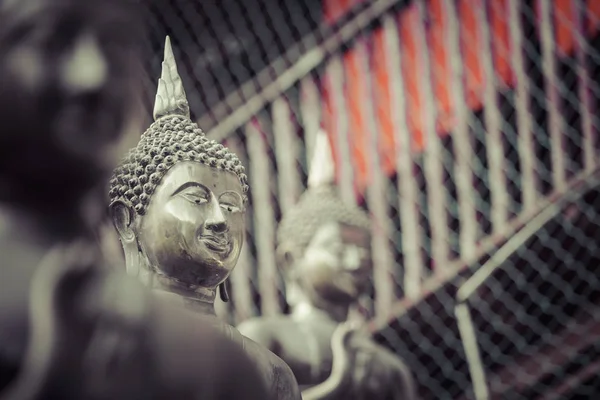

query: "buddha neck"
left=289, top=285, right=350, bottom=323
left=146, top=271, right=217, bottom=316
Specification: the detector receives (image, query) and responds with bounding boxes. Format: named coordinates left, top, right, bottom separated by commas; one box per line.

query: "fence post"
left=415, top=0, right=451, bottom=273
left=325, top=55, right=357, bottom=206
left=443, top=0, right=480, bottom=260
left=479, top=0, right=510, bottom=234
left=383, top=14, right=425, bottom=300
left=508, top=0, right=540, bottom=211
left=540, top=0, right=567, bottom=191
left=246, top=119, right=281, bottom=316
left=356, top=37, right=397, bottom=319
left=572, top=0, right=597, bottom=172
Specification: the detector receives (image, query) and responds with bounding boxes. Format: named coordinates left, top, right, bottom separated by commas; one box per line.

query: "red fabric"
left=323, top=0, right=364, bottom=24
left=588, top=0, right=600, bottom=36
left=490, top=0, right=512, bottom=87
left=372, top=28, right=395, bottom=171
left=429, top=0, right=453, bottom=136
left=320, top=0, right=600, bottom=195
left=400, top=5, right=425, bottom=152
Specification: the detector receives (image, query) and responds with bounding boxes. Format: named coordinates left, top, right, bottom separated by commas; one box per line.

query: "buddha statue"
left=0, top=1, right=269, bottom=398
left=238, top=131, right=417, bottom=399
left=108, top=37, right=301, bottom=400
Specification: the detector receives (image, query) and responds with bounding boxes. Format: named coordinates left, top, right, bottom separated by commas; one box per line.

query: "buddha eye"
left=179, top=189, right=209, bottom=205
left=219, top=192, right=243, bottom=213
left=220, top=203, right=241, bottom=213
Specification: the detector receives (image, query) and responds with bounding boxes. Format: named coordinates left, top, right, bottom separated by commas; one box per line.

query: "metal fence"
left=141, top=0, right=600, bottom=398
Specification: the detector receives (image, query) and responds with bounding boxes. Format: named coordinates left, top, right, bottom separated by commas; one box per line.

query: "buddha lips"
left=200, top=234, right=232, bottom=255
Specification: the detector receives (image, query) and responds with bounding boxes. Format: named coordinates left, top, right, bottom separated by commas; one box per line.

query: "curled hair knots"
left=108, top=116, right=250, bottom=215
left=277, top=186, right=371, bottom=258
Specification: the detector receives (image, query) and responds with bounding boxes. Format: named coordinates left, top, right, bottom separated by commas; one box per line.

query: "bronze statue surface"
left=238, top=132, right=416, bottom=399
left=119, top=159, right=244, bottom=289
left=109, top=36, right=301, bottom=400
left=0, top=1, right=269, bottom=398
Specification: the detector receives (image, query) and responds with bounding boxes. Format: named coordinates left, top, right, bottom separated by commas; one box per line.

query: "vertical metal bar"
left=300, top=76, right=322, bottom=173
left=456, top=303, right=491, bottom=400
left=383, top=14, right=424, bottom=300
left=539, top=0, right=567, bottom=191
left=443, top=0, right=479, bottom=260
left=272, top=97, right=303, bottom=215
left=415, top=0, right=451, bottom=273
left=478, top=0, right=510, bottom=233
left=573, top=0, right=597, bottom=172
left=224, top=137, right=257, bottom=323
left=356, top=37, right=396, bottom=318
left=326, top=55, right=357, bottom=206
left=245, top=119, right=281, bottom=316
left=508, top=0, right=539, bottom=211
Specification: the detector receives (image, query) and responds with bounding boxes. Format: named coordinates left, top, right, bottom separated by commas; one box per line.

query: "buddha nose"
left=61, top=33, right=108, bottom=94
left=204, top=199, right=229, bottom=234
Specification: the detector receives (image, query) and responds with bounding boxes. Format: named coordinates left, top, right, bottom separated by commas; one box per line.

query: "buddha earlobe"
left=109, top=200, right=136, bottom=243
left=275, top=242, right=297, bottom=274
left=219, top=280, right=230, bottom=302
left=109, top=200, right=142, bottom=277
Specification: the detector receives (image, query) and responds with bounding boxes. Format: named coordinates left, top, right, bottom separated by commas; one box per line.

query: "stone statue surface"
left=238, top=131, right=416, bottom=399
left=108, top=36, right=301, bottom=400
left=0, top=1, right=269, bottom=398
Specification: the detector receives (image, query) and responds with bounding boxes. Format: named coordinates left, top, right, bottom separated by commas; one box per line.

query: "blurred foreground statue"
left=0, top=1, right=268, bottom=398
left=238, top=131, right=417, bottom=400
left=108, top=37, right=301, bottom=400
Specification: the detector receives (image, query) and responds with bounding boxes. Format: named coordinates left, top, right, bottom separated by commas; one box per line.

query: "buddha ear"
left=219, top=280, right=230, bottom=302
left=109, top=200, right=136, bottom=244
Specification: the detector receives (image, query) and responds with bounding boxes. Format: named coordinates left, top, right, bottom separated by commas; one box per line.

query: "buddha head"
left=0, top=0, right=144, bottom=215
left=277, top=131, right=372, bottom=308
left=108, top=37, right=248, bottom=299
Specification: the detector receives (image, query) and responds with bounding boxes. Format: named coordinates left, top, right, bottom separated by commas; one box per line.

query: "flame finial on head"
left=153, top=36, right=190, bottom=121
left=307, top=129, right=336, bottom=188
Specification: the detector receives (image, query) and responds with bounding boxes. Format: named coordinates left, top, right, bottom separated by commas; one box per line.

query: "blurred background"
left=138, top=0, right=600, bottom=398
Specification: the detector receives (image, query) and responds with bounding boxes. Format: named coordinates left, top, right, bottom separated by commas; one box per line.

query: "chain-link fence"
left=139, top=0, right=600, bottom=398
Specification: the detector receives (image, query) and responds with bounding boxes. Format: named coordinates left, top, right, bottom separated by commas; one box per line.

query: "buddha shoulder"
left=237, top=315, right=293, bottom=346
left=241, top=335, right=302, bottom=400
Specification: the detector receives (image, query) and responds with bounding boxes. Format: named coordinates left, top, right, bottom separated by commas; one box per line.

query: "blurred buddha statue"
left=0, top=1, right=269, bottom=398
left=238, top=131, right=417, bottom=399
left=108, top=36, right=301, bottom=400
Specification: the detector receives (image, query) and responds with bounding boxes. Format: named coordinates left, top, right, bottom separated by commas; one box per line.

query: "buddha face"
left=0, top=1, right=143, bottom=206
left=297, top=222, right=372, bottom=304
left=134, top=161, right=245, bottom=288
